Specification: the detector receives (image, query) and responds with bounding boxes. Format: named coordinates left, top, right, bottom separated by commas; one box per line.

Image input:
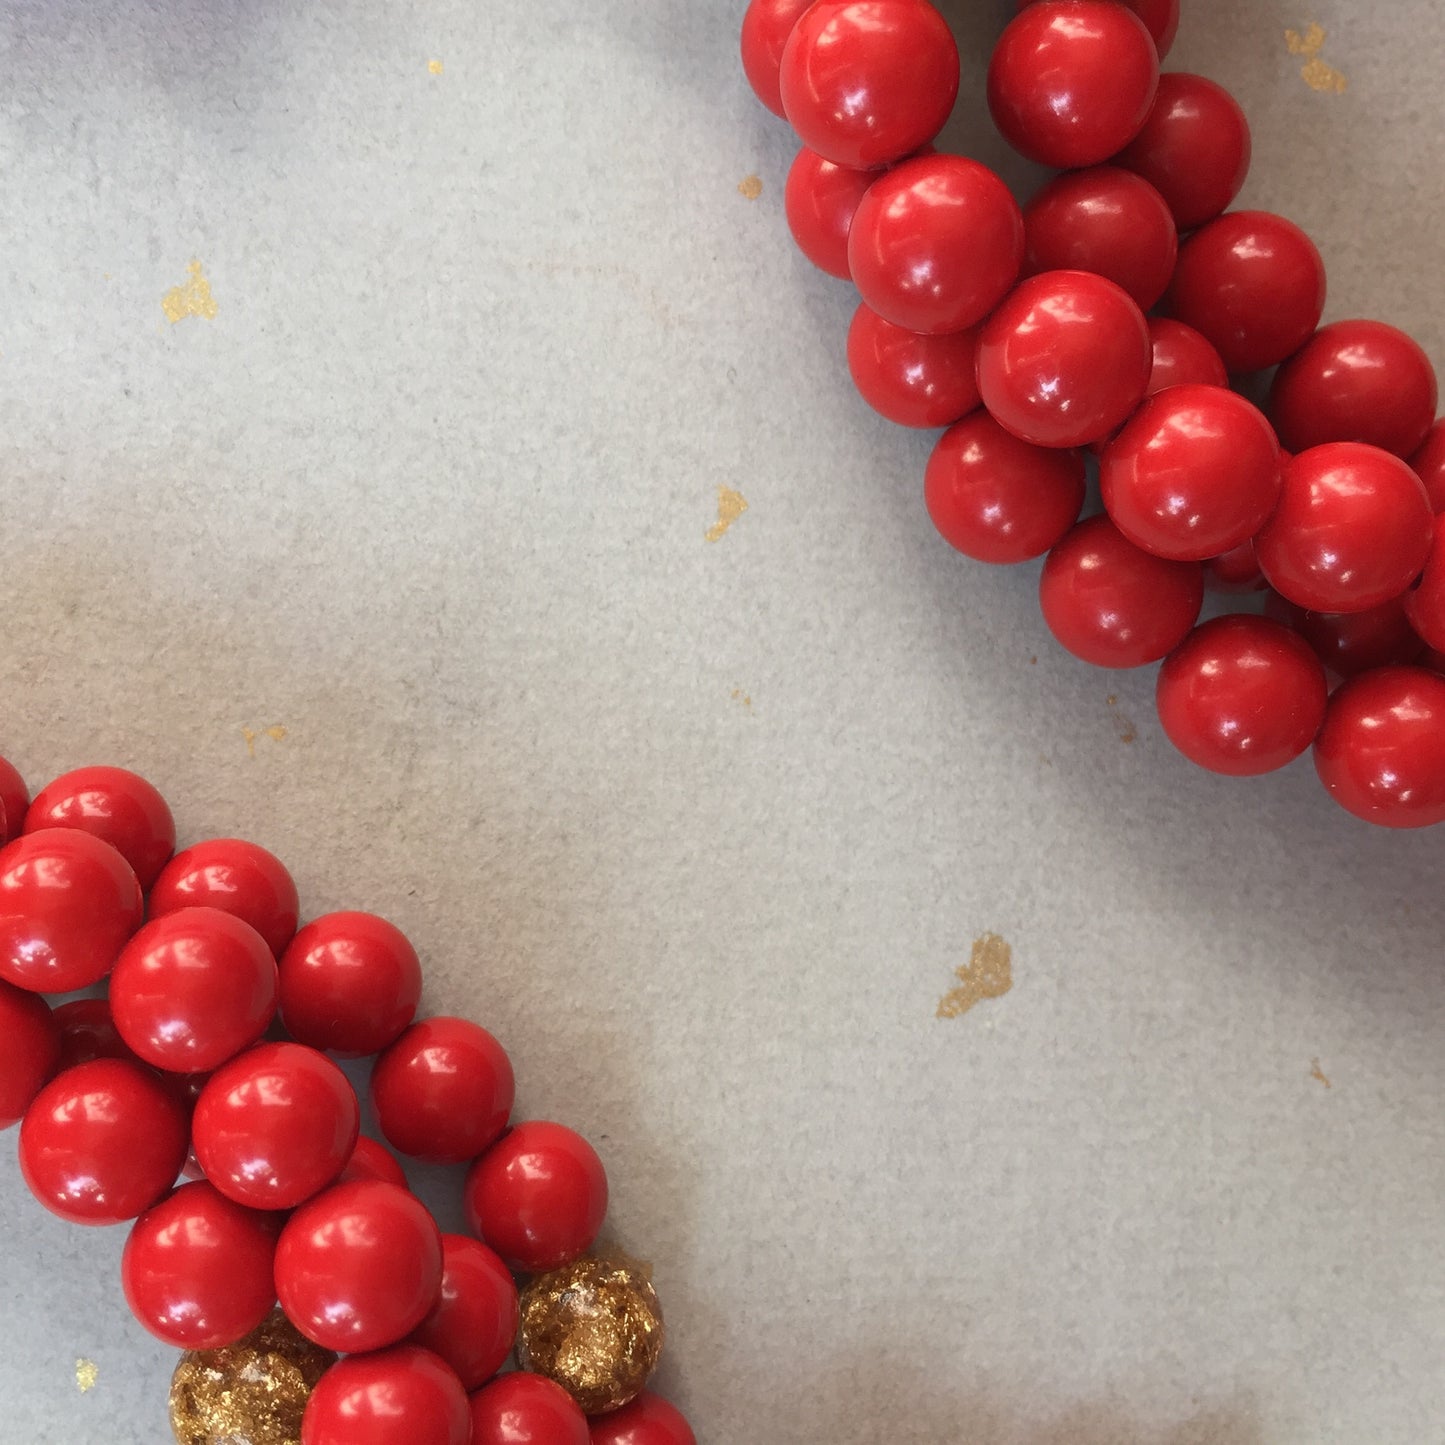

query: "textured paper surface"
left=2, top=3, right=1444, bottom=1442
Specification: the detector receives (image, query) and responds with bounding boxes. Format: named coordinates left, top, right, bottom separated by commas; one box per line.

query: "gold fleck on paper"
left=427, top=59, right=444, bottom=74
left=1310, top=1058, right=1332, bottom=1089
left=1285, top=24, right=1347, bottom=92
left=162, top=261, right=219, bottom=324
left=75, top=1358, right=99, bottom=1393
left=737, top=174, right=763, bottom=200
left=937, top=934, right=1013, bottom=1020
left=705, top=486, right=748, bottom=542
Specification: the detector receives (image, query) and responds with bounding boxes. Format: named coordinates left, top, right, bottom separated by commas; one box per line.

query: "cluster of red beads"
left=0, top=761, right=693, bottom=1445
left=742, top=0, right=1445, bottom=828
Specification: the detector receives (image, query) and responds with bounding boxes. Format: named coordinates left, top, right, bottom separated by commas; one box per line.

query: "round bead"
left=463, top=1122, right=608, bottom=1273
left=0, top=981, right=59, bottom=1130
left=1015, top=0, right=1179, bottom=56
left=407, top=1234, right=519, bottom=1392
left=0, top=757, right=28, bottom=846
left=149, top=838, right=300, bottom=959
left=301, top=1346, right=470, bottom=1445
left=779, top=1, right=959, bottom=170
left=19, top=1058, right=188, bottom=1225
left=1165, top=211, right=1325, bottom=375
left=976, top=270, right=1151, bottom=449
left=1203, top=541, right=1268, bottom=594
left=1408, top=419, right=1445, bottom=512
left=278, top=911, right=422, bottom=1057
left=1156, top=615, right=1327, bottom=776
left=847, top=154, right=1023, bottom=335
left=0, top=828, right=142, bottom=993
left=1314, top=667, right=1445, bottom=827
left=275, top=1179, right=444, bottom=1353
left=1255, top=443, right=1434, bottom=613
left=739, top=0, right=814, bottom=118
left=588, top=1392, right=698, bottom=1445
left=1022, top=166, right=1177, bottom=311
left=782, top=148, right=875, bottom=280
left=1404, top=514, right=1445, bottom=652
left=924, top=413, right=1086, bottom=564
left=1039, top=515, right=1204, bottom=668
left=110, top=907, right=278, bottom=1073
left=1114, top=73, right=1251, bottom=231
left=193, top=1042, right=360, bottom=1211
left=372, top=1017, right=515, bottom=1164
left=1265, top=593, right=1425, bottom=678
left=988, top=2, right=1158, bottom=169
left=122, top=1180, right=279, bottom=1349
left=24, top=765, right=175, bottom=890
left=341, top=1135, right=410, bottom=1190
left=53, top=997, right=140, bottom=1070
left=467, top=1373, right=588, bottom=1445
left=846, top=305, right=980, bottom=429
left=1145, top=318, right=1228, bottom=397
left=1268, top=320, right=1438, bottom=458
left=1100, top=384, right=1282, bottom=560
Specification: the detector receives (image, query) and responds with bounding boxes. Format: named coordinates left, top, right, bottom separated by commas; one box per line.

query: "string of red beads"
left=0, top=762, right=695, bottom=1445
left=741, top=0, right=1445, bottom=828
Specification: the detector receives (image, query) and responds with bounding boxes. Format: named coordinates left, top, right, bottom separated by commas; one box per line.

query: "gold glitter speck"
left=705, top=486, right=748, bottom=542
left=428, top=59, right=443, bottom=74
left=738, top=175, right=763, bottom=200
left=243, top=724, right=288, bottom=758
left=75, top=1358, right=98, bottom=1393
left=937, top=933, right=1012, bottom=1020
left=162, top=260, right=218, bottom=324
left=1310, top=1058, right=1332, bottom=1088
left=1106, top=694, right=1137, bottom=744
left=730, top=687, right=753, bottom=709
left=1285, top=24, right=1347, bottom=92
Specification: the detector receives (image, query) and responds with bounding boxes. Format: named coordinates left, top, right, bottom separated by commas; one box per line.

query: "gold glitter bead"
left=516, top=1255, right=665, bottom=1414
left=168, top=1311, right=336, bottom=1445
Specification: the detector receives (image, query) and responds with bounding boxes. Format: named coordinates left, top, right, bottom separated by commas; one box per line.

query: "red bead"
left=278, top=911, right=423, bottom=1057
left=1203, top=541, right=1268, bottom=594
left=588, top=1392, right=697, bottom=1445
left=467, top=1373, right=588, bottom=1445
left=976, top=270, right=1150, bottom=449
left=463, top=1122, right=608, bottom=1273
left=989, top=2, right=1158, bottom=169
left=372, top=1017, right=514, bottom=1164
left=1404, top=514, right=1445, bottom=652
left=302, top=1346, right=470, bottom=1445
left=1100, top=384, right=1281, bottom=560
left=341, top=1135, right=410, bottom=1190
left=1268, top=320, right=1438, bottom=458
left=1145, top=318, right=1228, bottom=396
left=779, top=1, right=959, bottom=170
left=148, top=838, right=300, bottom=959
left=0, top=981, right=59, bottom=1130
left=53, top=997, right=140, bottom=1071
left=783, top=148, right=876, bottom=280
left=1165, top=211, right=1325, bottom=375
left=275, top=1179, right=444, bottom=1352
left=19, top=1058, right=188, bottom=1225
left=110, top=907, right=278, bottom=1073
left=0, top=757, right=28, bottom=846
left=1022, top=166, right=1176, bottom=311
left=193, top=1042, right=360, bottom=1210
left=24, top=765, right=175, bottom=891
left=739, top=0, right=814, bottom=118
left=847, top=154, right=1022, bottom=335
left=1113, top=73, right=1250, bottom=231
left=1039, top=515, right=1203, bottom=668
left=1256, top=443, right=1433, bottom=613
left=121, top=1180, right=279, bottom=1349
left=1264, top=593, right=1425, bottom=679
left=924, top=413, right=1085, bottom=564
left=1156, top=615, right=1327, bottom=776
left=846, top=305, right=980, bottom=430
left=408, top=1234, right=519, bottom=1392
left=1314, top=667, right=1445, bottom=828
left=1015, top=0, right=1179, bottom=57
left=1408, top=419, right=1445, bottom=512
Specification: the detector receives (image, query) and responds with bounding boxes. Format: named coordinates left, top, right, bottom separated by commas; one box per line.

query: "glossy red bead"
left=1022, top=166, right=1176, bottom=311
left=924, top=413, right=1086, bottom=564
left=1114, top=73, right=1251, bottom=231
left=847, top=305, right=980, bottom=429
left=278, top=911, right=422, bottom=1057
left=1264, top=593, right=1425, bottom=678
left=25, top=765, right=175, bottom=890
left=1268, top=320, right=1438, bottom=458
left=19, top=1058, right=188, bottom=1225
left=976, top=270, right=1150, bottom=449
left=463, top=1122, right=608, bottom=1273
left=53, top=997, right=140, bottom=1071
left=588, top=1392, right=697, bottom=1445
left=110, top=907, right=278, bottom=1073
left=1015, top=0, right=1178, bottom=56
left=848, top=153, right=1022, bottom=335
left=341, top=1135, right=410, bottom=1190
left=193, top=1042, right=360, bottom=1210
left=372, top=1017, right=514, bottom=1164
left=1166, top=211, right=1325, bottom=375
left=782, top=148, right=876, bottom=280
left=1145, top=318, right=1228, bottom=397
left=1256, top=443, right=1433, bottom=613
left=148, top=838, right=300, bottom=959
left=0, top=981, right=59, bottom=1130
left=1100, top=384, right=1281, bottom=560
left=1039, top=515, right=1203, bottom=668
left=989, top=2, right=1158, bottom=169
left=0, top=829, right=142, bottom=993
left=275, top=1179, right=444, bottom=1353
left=779, top=1, right=959, bottom=170
left=1404, top=514, right=1445, bottom=652
left=739, top=0, right=814, bottom=118
left=1408, top=419, right=1445, bottom=512
left=121, top=1180, right=279, bottom=1349
left=0, top=757, right=28, bottom=846
left=1314, top=667, right=1445, bottom=827
left=1156, top=615, right=1327, bottom=776
left=302, top=1346, right=470, bottom=1445
left=408, top=1234, right=519, bottom=1392
left=1203, top=541, right=1268, bottom=594
left=467, top=1373, right=589, bottom=1445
